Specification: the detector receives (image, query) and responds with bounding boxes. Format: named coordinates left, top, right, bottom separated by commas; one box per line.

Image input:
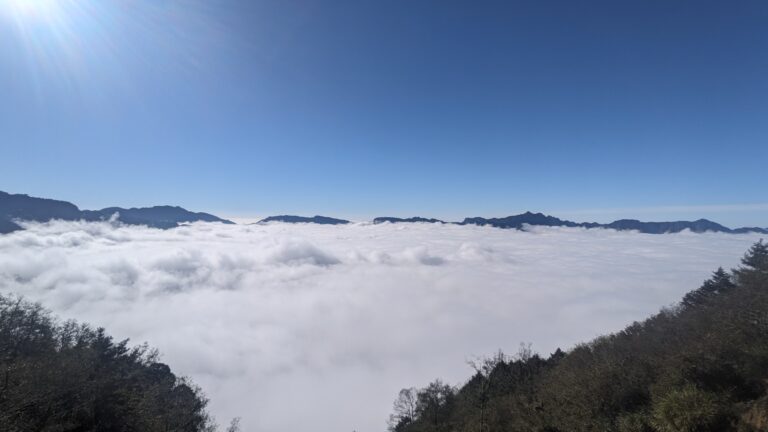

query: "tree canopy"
left=0, top=295, right=223, bottom=432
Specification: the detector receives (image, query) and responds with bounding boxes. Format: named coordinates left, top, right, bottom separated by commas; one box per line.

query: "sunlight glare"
left=3, top=0, right=63, bottom=21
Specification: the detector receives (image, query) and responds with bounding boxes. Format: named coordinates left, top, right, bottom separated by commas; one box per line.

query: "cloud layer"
left=0, top=220, right=763, bottom=431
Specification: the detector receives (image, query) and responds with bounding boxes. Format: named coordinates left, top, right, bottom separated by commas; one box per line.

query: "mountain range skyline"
left=2, top=190, right=765, bottom=235
left=5, top=186, right=767, bottom=230
left=1, top=187, right=767, bottom=229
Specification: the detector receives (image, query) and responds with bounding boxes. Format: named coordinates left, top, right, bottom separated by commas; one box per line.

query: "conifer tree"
left=682, top=267, right=735, bottom=308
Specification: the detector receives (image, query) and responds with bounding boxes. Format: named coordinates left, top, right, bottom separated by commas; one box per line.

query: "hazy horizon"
left=3, top=188, right=768, bottom=228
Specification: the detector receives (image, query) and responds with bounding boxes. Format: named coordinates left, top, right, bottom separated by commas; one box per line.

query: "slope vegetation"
left=389, top=241, right=768, bottom=432
left=0, top=295, right=229, bottom=431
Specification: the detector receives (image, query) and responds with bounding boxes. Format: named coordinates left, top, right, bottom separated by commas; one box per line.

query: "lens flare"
left=0, top=0, right=88, bottom=94
left=4, top=0, right=61, bottom=19
left=1, top=0, right=228, bottom=100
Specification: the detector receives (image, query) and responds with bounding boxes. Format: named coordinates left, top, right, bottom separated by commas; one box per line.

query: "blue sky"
left=1, top=0, right=766, bottom=225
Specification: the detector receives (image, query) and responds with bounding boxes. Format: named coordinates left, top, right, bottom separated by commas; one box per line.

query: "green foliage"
left=651, top=386, right=726, bottom=432
left=390, top=241, right=768, bottom=432
left=682, top=267, right=735, bottom=308
left=734, top=239, right=768, bottom=285
left=0, top=295, right=217, bottom=432
left=741, top=240, right=768, bottom=271
left=617, top=411, right=653, bottom=432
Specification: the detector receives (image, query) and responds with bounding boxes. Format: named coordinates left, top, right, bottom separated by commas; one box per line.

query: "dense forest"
left=389, top=240, right=768, bottom=432
left=0, top=295, right=239, bottom=432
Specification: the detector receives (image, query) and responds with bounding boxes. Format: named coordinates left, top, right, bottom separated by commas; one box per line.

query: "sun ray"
left=3, top=0, right=63, bottom=22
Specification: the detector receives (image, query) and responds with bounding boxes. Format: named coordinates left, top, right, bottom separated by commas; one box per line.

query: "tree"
left=734, top=239, right=768, bottom=284
left=651, top=386, right=727, bottom=432
left=617, top=411, right=653, bottom=432
left=415, top=380, right=454, bottom=431
left=682, top=267, right=735, bottom=308
left=388, top=388, right=418, bottom=432
left=467, top=349, right=508, bottom=432
left=226, top=417, right=242, bottom=432
left=740, top=239, right=768, bottom=271
left=0, top=294, right=220, bottom=432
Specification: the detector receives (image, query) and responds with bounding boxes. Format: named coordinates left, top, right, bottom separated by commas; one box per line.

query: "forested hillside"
left=0, top=295, right=235, bottom=432
left=390, top=241, right=768, bottom=432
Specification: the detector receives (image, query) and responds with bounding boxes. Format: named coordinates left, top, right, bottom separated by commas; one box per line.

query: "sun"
left=2, top=0, right=63, bottom=21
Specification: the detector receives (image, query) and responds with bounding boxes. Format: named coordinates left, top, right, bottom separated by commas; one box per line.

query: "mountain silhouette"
left=460, top=211, right=599, bottom=229
left=83, top=206, right=231, bottom=229
left=256, top=215, right=350, bottom=225
left=0, top=191, right=233, bottom=233
left=2, top=190, right=765, bottom=235
left=459, top=212, right=767, bottom=234
left=373, top=217, right=446, bottom=224
left=603, top=218, right=733, bottom=234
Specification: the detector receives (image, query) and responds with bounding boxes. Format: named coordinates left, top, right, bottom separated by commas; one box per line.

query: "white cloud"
left=0, top=220, right=763, bottom=432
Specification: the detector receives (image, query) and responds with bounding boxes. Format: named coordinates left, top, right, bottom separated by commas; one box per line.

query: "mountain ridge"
left=0, top=191, right=233, bottom=233
left=459, top=212, right=767, bottom=234
left=255, top=215, right=350, bottom=225
left=1, top=190, right=765, bottom=234
left=373, top=216, right=446, bottom=224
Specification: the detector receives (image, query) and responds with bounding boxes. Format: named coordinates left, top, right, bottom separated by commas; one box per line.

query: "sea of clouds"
left=0, top=220, right=763, bottom=431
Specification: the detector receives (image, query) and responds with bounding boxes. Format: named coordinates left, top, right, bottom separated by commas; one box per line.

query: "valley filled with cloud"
left=0, top=220, right=762, bottom=431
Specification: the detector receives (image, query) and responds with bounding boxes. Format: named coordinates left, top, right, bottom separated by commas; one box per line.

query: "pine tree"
left=741, top=240, right=768, bottom=271
left=734, top=240, right=768, bottom=284
left=682, top=267, right=735, bottom=308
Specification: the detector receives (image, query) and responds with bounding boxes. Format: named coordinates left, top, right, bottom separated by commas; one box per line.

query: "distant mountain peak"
left=461, top=212, right=766, bottom=234
left=460, top=212, right=583, bottom=229
left=0, top=190, right=233, bottom=234
left=256, top=215, right=350, bottom=225
left=373, top=216, right=446, bottom=224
